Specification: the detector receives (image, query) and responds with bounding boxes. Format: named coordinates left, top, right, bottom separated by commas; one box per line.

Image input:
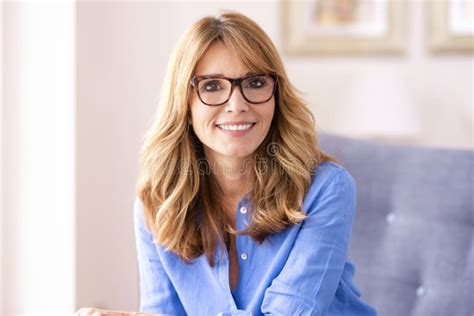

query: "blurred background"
left=2, top=0, right=473, bottom=315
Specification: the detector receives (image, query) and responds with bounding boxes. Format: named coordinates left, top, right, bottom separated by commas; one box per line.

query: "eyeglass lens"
left=197, top=75, right=275, bottom=105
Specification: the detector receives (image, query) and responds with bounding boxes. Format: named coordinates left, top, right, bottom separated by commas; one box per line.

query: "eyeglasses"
left=190, top=73, right=278, bottom=106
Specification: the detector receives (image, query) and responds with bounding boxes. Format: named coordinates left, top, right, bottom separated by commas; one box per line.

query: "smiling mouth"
left=216, top=123, right=256, bottom=131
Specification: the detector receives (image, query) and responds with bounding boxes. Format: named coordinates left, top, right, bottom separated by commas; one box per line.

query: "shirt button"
left=241, top=253, right=248, bottom=260
left=240, top=206, right=247, bottom=214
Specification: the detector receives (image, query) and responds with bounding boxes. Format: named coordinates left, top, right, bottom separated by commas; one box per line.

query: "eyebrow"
left=195, top=71, right=258, bottom=77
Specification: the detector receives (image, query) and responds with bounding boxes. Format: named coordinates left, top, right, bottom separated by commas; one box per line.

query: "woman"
left=134, top=11, right=377, bottom=316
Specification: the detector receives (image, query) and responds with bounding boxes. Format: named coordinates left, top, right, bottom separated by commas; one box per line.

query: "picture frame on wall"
left=427, top=0, right=474, bottom=53
left=282, top=0, right=407, bottom=55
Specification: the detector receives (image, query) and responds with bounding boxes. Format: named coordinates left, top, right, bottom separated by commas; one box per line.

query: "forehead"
left=194, top=42, right=251, bottom=78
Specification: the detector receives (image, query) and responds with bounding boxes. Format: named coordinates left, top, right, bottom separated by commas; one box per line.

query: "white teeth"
left=217, top=123, right=254, bottom=131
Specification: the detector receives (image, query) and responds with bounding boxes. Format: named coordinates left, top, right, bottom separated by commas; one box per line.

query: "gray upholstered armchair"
left=319, top=132, right=473, bottom=316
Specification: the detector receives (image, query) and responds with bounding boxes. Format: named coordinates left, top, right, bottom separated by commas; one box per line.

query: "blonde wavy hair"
left=136, top=11, right=337, bottom=266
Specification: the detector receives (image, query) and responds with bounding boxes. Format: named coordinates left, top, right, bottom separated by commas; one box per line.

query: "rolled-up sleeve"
left=260, top=169, right=357, bottom=315
left=133, top=197, right=186, bottom=315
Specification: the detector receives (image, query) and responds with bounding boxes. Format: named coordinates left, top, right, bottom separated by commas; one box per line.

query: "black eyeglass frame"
left=190, top=73, right=278, bottom=106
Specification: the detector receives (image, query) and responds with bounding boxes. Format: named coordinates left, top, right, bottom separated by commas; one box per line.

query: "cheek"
left=189, top=102, right=218, bottom=133
left=261, top=102, right=276, bottom=124
left=189, top=99, right=204, bottom=124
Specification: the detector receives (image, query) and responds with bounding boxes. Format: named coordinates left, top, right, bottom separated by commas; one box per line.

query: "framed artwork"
left=427, top=0, right=474, bottom=53
left=282, top=0, right=407, bottom=55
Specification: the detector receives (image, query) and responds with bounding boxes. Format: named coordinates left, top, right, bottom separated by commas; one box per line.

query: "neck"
left=204, top=148, right=252, bottom=202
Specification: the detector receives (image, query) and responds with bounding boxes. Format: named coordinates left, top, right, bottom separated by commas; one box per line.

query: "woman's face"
left=189, top=42, right=275, bottom=160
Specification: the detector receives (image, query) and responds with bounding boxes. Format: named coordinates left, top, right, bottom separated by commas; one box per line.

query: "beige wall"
left=3, top=2, right=76, bottom=315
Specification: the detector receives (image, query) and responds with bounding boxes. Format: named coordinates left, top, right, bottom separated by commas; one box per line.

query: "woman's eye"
left=247, top=78, right=266, bottom=89
left=201, top=81, right=222, bottom=93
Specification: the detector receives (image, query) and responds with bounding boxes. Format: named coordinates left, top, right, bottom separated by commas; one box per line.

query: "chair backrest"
left=319, top=132, right=474, bottom=316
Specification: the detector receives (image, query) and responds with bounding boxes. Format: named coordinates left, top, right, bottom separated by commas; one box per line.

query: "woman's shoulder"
left=303, top=161, right=357, bottom=212
left=311, top=161, right=355, bottom=186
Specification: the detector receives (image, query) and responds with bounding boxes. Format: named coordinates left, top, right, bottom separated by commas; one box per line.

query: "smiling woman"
left=127, top=10, right=377, bottom=316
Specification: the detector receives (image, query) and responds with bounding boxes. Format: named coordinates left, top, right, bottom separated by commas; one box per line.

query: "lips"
left=214, top=121, right=257, bottom=137
left=215, top=120, right=256, bottom=129
left=216, top=123, right=256, bottom=131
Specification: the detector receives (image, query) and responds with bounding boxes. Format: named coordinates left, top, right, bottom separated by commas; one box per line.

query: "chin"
left=224, top=150, right=254, bottom=159
left=221, top=146, right=256, bottom=159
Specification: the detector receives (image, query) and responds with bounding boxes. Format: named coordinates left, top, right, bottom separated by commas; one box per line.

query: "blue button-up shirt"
left=134, top=162, right=377, bottom=315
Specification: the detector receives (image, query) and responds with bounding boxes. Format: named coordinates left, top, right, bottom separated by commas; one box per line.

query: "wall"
left=2, top=2, right=76, bottom=315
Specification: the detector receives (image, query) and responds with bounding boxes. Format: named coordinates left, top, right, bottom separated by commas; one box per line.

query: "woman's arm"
left=134, top=198, right=186, bottom=315
left=260, top=168, right=357, bottom=315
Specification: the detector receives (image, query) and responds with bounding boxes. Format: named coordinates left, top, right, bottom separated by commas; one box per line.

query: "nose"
left=225, top=86, right=249, bottom=113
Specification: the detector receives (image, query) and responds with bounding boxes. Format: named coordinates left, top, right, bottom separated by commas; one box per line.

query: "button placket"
left=234, top=199, right=252, bottom=291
